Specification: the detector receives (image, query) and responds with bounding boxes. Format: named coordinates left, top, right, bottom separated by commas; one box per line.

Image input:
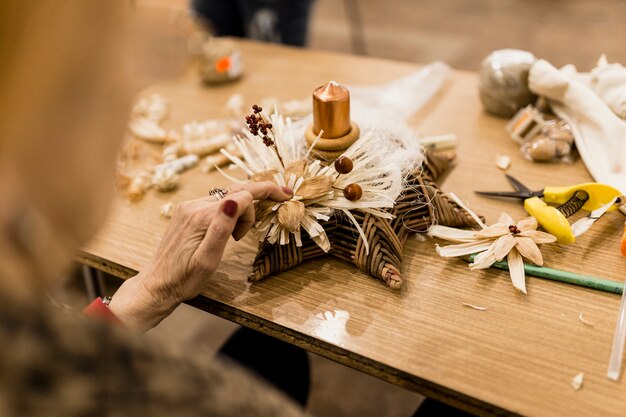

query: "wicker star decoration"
left=248, top=151, right=479, bottom=289
left=221, top=106, right=480, bottom=290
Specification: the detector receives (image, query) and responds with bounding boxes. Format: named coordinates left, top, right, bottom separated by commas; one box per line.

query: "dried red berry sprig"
left=244, top=104, right=284, bottom=167
left=245, top=105, right=275, bottom=147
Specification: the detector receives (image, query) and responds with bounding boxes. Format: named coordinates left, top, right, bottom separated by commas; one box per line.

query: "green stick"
left=466, top=254, right=623, bottom=295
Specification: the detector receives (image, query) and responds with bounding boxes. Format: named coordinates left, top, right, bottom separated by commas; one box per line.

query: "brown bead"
left=343, top=183, right=362, bottom=201
left=334, top=156, right=353, bottom=174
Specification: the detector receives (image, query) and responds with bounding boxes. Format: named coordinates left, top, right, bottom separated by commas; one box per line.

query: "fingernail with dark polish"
left=282, top=186, right=293, bottom=196
left=222, top=200, right=238, bottom=217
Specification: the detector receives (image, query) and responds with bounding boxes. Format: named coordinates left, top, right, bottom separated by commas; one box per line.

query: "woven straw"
left=250, top=151, right=481, bottom=289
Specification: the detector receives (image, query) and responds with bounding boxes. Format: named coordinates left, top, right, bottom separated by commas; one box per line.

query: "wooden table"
left=79, top=40, right=626, bottom=416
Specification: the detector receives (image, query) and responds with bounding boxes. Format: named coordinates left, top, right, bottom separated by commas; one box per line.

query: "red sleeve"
left=83, top=298, right=122, bottom=324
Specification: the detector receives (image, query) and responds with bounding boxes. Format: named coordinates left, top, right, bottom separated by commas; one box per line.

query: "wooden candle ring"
left=304, top=122, right=360, bottom=151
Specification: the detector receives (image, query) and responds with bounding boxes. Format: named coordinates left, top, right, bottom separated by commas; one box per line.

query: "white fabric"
left=350, top=61, right=451, bottom=122
left=560, top=56, right=626, bottom=119
left=528, top=59, right=626, bottom=193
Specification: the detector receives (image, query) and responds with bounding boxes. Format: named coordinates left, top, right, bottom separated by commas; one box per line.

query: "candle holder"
left=221, top=82, right=481, bottom=289
left=304, top=81, right=361, bottom=162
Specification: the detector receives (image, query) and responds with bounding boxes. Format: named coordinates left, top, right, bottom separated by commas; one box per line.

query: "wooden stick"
left=466, top=254, right=623, bottom=295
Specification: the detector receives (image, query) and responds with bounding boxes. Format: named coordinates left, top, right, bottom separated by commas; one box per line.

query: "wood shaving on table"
left=154, top=154, right=199, bottom=175
left=125, top=172, right=152, bottom=201
left=128, top=118, right=169, bottom=143
left=578, top=312, right=595, bottom=326
left=162, top=141, right=182, bottom=163
left=127, top=95, right=172, bottom=143
left=131, top=94, right=168, bottom=122
left=414, top=233, right=428, bottom=242
left=120, top=94, right=245, bottom=205
left=495, top=154, right=511, bottom=170
left=182, top=120, right=224, bottom=143
left=152, top=168, right=179, bottom=192
left=201, top=152, right=234, bottom=173
left=570, top=372, right=584, bottom=390
left=182, top=132, right=231, bottom=157
left=462, top=303, right=488, bottom=311
left=225, top=93, right=244, bottom=116
left=160, top=202, right=174, bottom=219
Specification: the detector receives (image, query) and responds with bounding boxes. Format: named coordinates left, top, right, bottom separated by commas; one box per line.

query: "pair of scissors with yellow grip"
left=475, top=174, right=622, bottom=244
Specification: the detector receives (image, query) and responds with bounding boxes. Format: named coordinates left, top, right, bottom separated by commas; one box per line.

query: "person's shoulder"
left=0, top=295, right=309, bottom=417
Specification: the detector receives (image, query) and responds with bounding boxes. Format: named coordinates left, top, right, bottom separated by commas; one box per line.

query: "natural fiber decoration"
left=250, top=151, right=480, bottom=289
left=222, top=107, right=404, bottom=254
left=221, top=106, right=481, bottom=289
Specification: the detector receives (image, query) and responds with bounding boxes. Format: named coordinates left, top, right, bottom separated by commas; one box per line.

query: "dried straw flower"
left=221, top=109, right=403, bottom=254
left=429, top=212, right=556, bottom=294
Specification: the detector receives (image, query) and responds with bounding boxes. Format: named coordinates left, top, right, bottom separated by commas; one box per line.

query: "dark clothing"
left=219, top=327, right=311, bottom=407
left=0, top=291, right=308, bottom=417
left=192, top=0, right=314, bottom=46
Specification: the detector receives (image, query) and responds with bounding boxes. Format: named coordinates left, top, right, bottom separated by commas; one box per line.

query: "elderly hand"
left=108, top=181, right=292, bottom=331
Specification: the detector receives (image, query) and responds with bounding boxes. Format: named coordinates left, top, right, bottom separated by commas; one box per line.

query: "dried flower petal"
left=428, top=225, right=479, bottom=243
left=492, top=234, right=517, bottom=261
left=255, top=200, right=276, bottom=221
left=297, top=175, right=333, bottom=200
left=277, top=200, right=305, bottom=232
left=498, top=212, right=515, bottom=226
left=436, top=240, right=494, bottom=257
left=469, top=247, right=497, bottom=270
left=284, top=159, right=307, bottom=179
left=250, top=169, right=278, bottom=183
left=474, top=224, right=510, bottom=239
left=515, top=237, right=543, bottom=265
left=518, top=230, right=557, bottom=244
left=516, top=216, right=539, bottom=232
left=507, top=248, right=527, bottom=294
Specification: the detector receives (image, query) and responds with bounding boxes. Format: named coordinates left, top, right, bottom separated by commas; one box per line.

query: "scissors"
left=475, top=174, right=622, bottom=244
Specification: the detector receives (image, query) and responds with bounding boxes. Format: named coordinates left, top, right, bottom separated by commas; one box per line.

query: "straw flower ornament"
left=220, top=105, right=403, bottom=255
left=429, top=212, right=557, bottom=294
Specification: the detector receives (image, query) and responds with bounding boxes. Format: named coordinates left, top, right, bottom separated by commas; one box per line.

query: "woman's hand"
left=108, top=181, right=292, bottom=331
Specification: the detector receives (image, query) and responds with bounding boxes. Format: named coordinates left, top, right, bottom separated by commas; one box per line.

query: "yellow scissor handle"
left=524, top=197, right=575, bottom=244
left=543, top=183, right=622, bottom=212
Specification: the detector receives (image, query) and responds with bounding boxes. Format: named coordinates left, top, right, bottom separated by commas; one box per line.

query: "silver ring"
left=209, top=187, right=228, bottom=200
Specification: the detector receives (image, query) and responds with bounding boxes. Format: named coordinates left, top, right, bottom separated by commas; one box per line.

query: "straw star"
left=223, top=106, right=481, bottom=290
left=250, top=152, right=481, bottom=289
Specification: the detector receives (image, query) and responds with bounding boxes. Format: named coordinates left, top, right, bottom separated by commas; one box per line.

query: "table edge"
left=76, top=250, right=518, bottom=417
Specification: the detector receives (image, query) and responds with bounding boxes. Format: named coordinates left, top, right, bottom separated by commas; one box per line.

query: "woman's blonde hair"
left=0, top=1, right=132, bottom=291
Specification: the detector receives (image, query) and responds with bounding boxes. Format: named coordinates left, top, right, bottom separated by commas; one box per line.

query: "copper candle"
left=305, top=80, right=360, bottom=163
left=313, top=81, right=351, bottom=138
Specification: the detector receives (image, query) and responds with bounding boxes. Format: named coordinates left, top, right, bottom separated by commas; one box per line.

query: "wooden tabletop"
left=79, top=39, right=626, bottom=416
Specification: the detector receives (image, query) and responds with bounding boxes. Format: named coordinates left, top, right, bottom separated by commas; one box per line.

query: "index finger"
left=229, top=181, right=293, bottom=201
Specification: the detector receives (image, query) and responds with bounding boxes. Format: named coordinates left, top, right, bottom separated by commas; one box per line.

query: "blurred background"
left=140, top=0, right=626, bottom=73
left=89, top=1, right=626, bottom=416
left=310, top=0, right=626, bottom=70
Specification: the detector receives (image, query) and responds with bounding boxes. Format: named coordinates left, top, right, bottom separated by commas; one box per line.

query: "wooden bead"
left=334, top=156, right=353, bottom=174
left=343, top=183, right=362, bottom=201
